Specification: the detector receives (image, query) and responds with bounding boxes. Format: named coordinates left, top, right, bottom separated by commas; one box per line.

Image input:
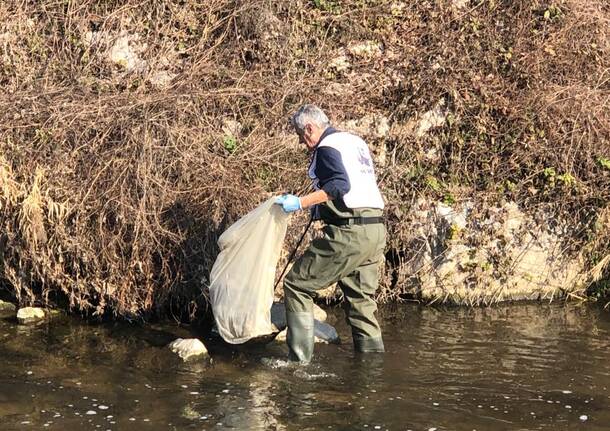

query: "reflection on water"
left=1, top=303, right=609, bottom=430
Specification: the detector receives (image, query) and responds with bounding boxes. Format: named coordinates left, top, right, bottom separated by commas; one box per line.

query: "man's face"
left=298, top=123, right=323, bottom=151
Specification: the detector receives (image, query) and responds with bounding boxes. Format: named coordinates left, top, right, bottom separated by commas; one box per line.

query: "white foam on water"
left=261, top=357, right=291, bottom=369
left=293, top=369, right=337, bottom=381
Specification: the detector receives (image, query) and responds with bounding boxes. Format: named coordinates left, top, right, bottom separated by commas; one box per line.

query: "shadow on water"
left=0, top=302, right=609, bottom=430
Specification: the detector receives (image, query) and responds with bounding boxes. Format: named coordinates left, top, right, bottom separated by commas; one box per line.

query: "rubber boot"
left=353, top=335, right=385, bottom=353
left=286, top=311, right=314, bottom=363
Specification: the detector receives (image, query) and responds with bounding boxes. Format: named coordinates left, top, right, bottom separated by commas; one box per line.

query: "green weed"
left=223, top=136, right=238, bottom=154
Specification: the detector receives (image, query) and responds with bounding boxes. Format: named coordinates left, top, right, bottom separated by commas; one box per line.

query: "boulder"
left=221, top=118, right=243, bottom=138
left=0, top=300, right=16, bottom=314
left=16, top=307, right=45, bottom=324
left=313, top=304, right=327, bottom=322
left=392, top=199, right=584, bottom=304
left=415, top=99, right=448, bottom=137
left=341, top=114, right=390, bottom=140
left=168, top=338, right=208, bottom=361
left=452, top=0, right=469, bottom=10
left=109, top=33, right=147, bottom=72
left=328, top=49, right=351, bottom=72
left=347, top=40, right=383, bottom=59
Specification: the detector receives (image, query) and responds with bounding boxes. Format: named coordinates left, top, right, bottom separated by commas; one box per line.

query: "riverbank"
left=0, top=0, right=608, bottom=318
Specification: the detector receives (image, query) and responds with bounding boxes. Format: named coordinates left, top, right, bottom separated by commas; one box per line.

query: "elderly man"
left=276, top=104, right=386, bottom=363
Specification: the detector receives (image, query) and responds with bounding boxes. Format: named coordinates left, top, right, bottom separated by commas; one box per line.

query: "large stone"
left=452, top=0, right=469, bottom=10
left=168, top=338, right=208, bottom=361
left=221, top=118, right=243, bottom=138
left=0, top=300, right=16, bottom=314
left=16, top=307, right=45, bottom=324
left=347, top=40, right=383, bottom=59
left=109, top=33, right=147, bottom=72
left=82, top=30, right=149, bottom=74
left=313, top=304, right=327, bottom=322
left=416, top=99, right=448, bottom=137
left=341, top=114, right=390, bottom=140
left=394, top=199, right=584, bottom=304
left=328, top=49, right=351, bottom=72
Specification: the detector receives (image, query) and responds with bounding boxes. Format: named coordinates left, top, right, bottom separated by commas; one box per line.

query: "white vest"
left=309, top=132, right=384, bottom=209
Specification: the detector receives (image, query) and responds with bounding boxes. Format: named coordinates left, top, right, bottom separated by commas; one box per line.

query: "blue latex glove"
left=275, top=194, right=302, bottom=213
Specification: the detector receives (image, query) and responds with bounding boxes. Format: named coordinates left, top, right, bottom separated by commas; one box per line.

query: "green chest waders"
left=283, top=204, right=386, bottom=363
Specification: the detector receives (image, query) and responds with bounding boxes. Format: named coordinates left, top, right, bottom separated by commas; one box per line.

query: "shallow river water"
left=1, top=303, right=609, bottom=431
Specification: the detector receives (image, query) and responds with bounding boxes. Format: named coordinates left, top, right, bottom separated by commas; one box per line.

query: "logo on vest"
left=357, top=146, right=374, bottom=174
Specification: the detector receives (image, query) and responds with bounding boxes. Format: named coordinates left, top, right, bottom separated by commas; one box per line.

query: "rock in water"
left=16, top=307, right=45, bottom=324
left=314, top=320, right=340, bottom=344
left=313, top=304, right=327, bottom=322
left=0, top=300, right=16, bottom=314
left=168, top=338, right=208, bottom=361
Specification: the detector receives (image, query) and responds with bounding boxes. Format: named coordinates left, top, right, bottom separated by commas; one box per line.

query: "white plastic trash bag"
left=209, top=197, right=289, bottom=344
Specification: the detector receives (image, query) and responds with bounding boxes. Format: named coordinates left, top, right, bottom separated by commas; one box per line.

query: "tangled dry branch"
left=0, top=0, right=608, bottom=318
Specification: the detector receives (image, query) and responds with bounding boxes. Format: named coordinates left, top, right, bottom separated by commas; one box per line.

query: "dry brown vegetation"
left=0, top=0, right=609, bottom=319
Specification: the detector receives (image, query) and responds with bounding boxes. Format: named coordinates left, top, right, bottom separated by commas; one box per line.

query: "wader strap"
left=325, top=217, right=384, bottom=226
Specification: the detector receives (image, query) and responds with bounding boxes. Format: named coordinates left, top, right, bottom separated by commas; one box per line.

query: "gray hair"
left=291, top=104, right=330, bottom=134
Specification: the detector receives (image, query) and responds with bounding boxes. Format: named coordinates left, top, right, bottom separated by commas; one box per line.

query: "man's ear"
left=304, top=123, right=313, bottom=137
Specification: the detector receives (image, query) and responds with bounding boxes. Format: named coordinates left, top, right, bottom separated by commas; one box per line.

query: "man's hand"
left=275, top=194, right=302, bottom=213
